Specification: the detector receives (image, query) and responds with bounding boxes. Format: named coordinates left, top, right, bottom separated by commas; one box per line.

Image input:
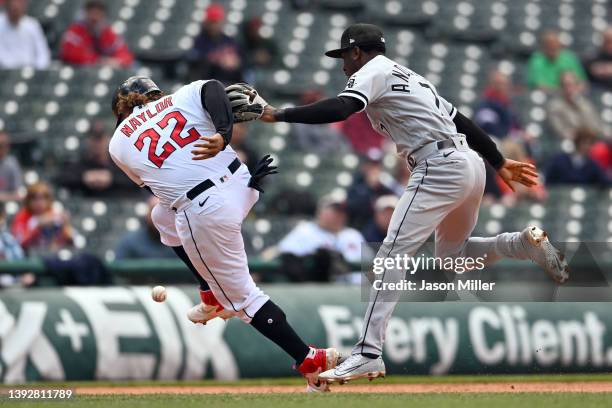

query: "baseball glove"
left=225, top=83, right=268, bottom=123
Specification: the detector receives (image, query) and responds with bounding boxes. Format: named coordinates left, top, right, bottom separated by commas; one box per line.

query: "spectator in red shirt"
left=11, top=181, right=74, bottom=254
left=188, top=3, right=244, bottom=84
left=59, top=0, right=133, bottom=68
left=590, top=139, right=612, bottom=179
left=338, top=111, right=385, bottom=155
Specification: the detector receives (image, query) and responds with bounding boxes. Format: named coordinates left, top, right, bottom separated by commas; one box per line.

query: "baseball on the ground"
left=151, top=285, right=167, bottom=302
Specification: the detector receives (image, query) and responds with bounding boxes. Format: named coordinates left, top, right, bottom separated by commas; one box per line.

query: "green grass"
left=5, top=373, right=612, bottom=388
left=1, top=375, right=611, bottom=407
left=2, top=393, right=612, bottom=408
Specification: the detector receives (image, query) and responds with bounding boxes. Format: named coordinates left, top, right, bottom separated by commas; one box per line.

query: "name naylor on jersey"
left=119, top=96, right=174, bottom=137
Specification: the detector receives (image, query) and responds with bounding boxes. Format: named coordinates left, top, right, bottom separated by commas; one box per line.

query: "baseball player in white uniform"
left=109, top=76, right=341, bottom=391
left=149, top=201, right=237, bottom=322
left=254, top=23, right=569, bottom=383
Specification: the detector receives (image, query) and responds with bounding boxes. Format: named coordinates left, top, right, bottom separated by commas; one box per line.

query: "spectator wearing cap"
left=59, top=0, right=134, bottom=68
left=527, top=30, right=587, bottom=90
left=0, top=0, right=50, bottom=69
left=276, top=195, right=366, bottom=281
left=0, top=131, right=23, bottom=202
left=240, top=16, right=279, bottom=83
left=292, top=90, right=351, bottom=154
left=547, top=71, right=606, bottom=140
left=346, top=149, right=395, bottom=229
left=474, top=70, right=532, bottom=157
left=585, top=27, right=612, bottom=89
left=361, top=195, right=397, bottom=243
left=189, top=3, right=244, bottom=85
left=545, top=128, right=609, bottom=186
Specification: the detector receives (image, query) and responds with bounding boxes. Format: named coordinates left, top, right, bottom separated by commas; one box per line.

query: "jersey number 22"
left=135, top=111, right=200, bottom=168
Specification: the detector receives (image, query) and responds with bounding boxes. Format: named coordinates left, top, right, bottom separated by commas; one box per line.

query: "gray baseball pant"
left=354, top=139, right=533, bottom=356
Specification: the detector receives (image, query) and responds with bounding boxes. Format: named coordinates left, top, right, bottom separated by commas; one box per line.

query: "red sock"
left=200, top=290, right=223, bottom=312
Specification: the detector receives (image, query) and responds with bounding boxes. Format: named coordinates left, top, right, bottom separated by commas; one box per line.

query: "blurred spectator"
left=547, top=71, right=606, bottom=140
left=585, top=27, right=612, bottom=89
left=0, top=202, right=23, bottom=261
left=115, top=196, right=175, bottom=260
left=268, top=188, right=317, bottom=216
left=527, top=30, right=587, bottom=90
left=590, top=140, right=612, bottom=179
left=545, top=128, right=609, bottom=186
left=59, top=121, right=135, bottom=197
left=346, top=150, right=394, bottom=229
left=11, top=181, right=74, bottom=254
left=241, top=16, right=279, bottom=83
left=472, top=71, right=546, bottom=204
left=0, top=0, right=50, bottom=68
left=474, top=70, right=531, bottom=157
left=189, top=3, right=243, bottom=84
left=277, top=195, right=365, bottom=281
left=230, top=123, right=259, bottom=173
left=292, top=90, right=350, bottom=154
left=0, top=202, right=36, bottom=289
left=339, top=111, right=386, bottom=155
left=59, top=0, right=133, bottom=68
left=0, top=131, right=23, bottom=202
left=361, top=195, right=397, bottom=243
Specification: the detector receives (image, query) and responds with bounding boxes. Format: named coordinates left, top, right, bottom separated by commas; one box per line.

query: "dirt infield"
left=76, top=382, right=612, bottom=395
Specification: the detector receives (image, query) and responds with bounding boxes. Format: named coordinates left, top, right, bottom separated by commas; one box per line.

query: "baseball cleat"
left=187, top=302, right=235, bottom=325
left=521, top=226, right=569, bottom=284
left=187, top=289, right=236, bottom=325
left=296, top=347, right=340, bottom=393
left=319, top=354, right=386, bottom=383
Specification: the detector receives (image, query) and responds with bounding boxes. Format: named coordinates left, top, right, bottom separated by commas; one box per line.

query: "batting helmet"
left=111, top=76, right=161, bottom=118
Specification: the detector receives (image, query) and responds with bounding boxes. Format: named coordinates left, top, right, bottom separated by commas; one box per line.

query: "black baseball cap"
left=325, top=23, right=386, bottom=58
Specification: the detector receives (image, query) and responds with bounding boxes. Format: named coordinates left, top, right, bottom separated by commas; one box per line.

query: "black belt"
left=185, top=158, right=241, bottom=200
left=407, top=139, right=456, bottom=167
left=436, top=139, right=455, bottom=150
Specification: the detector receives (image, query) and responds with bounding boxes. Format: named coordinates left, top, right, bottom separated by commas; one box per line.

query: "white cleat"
left=521, top=226, right=569, bottom=284
left=187, top=302, right=236, bottom=325
left=319, top=354, right=386, bottom=384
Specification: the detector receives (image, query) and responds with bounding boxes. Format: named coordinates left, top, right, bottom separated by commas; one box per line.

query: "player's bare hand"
left=497, top=159, right=539, bottom=192
left=260, top=105, right=277, bottom=123
left=192, top=133, right=224, bottom=160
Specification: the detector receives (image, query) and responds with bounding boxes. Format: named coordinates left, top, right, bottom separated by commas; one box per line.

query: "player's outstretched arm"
left=452, top=111, right=538, bottom=191
left=453, top=111, right=505, bottom=169
left=260, top=96, right=363, bottom=124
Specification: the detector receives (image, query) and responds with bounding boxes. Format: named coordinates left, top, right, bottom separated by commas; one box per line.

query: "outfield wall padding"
left=1, top=285, right=611, bottom=383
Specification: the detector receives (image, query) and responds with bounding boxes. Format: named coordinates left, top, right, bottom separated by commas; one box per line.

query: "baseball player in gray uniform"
left=251, top=23, right=569, bottom=383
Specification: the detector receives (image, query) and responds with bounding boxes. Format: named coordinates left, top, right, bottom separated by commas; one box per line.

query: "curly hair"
left=115, top=91, right=163, bottom=119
